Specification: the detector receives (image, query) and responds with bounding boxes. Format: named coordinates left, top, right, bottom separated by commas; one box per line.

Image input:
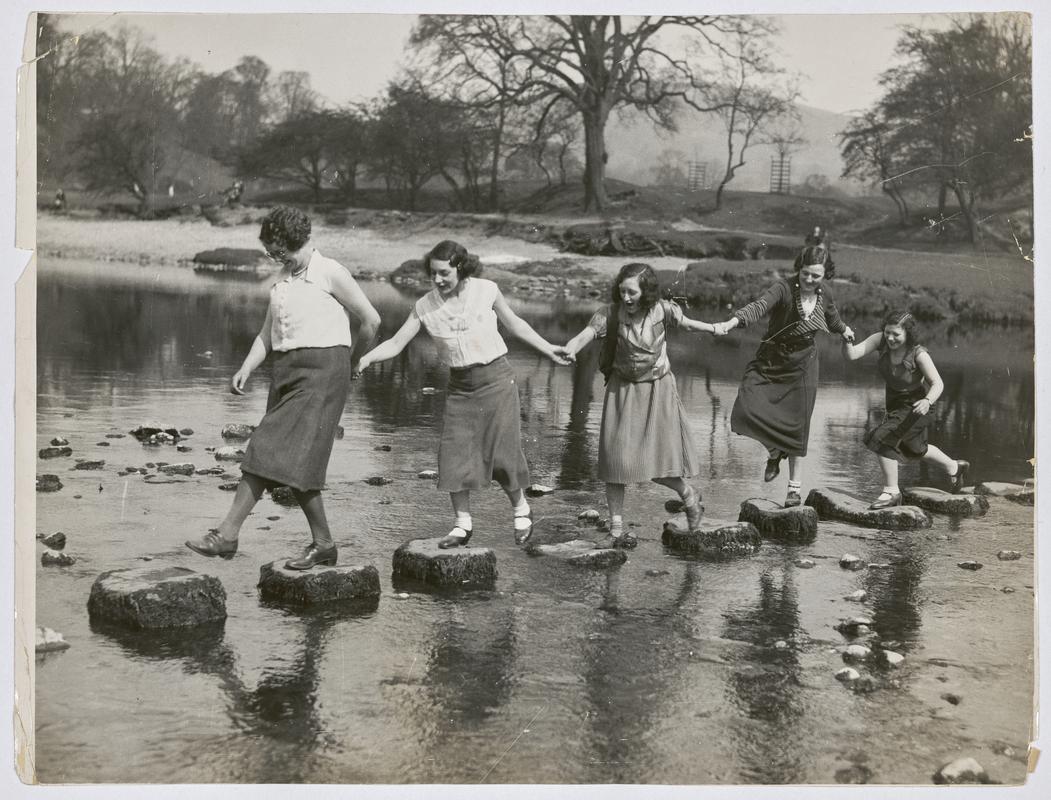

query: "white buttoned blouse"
left=413, top=277, right=508, bottom=368
left=269, top=250, right=354, bottom=352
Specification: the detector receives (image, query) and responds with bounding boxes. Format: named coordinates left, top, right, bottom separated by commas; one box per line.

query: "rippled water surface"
left=34, top=259, right=1034, bottom=784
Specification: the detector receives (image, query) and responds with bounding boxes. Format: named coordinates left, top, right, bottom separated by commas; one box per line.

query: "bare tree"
left=271, top=70, right=320, bottom=123
left=839, top=109, right=911, bottom=226
left=708, top=32, right=798, bottom=210
left=410, top=15, right=765, bottom=212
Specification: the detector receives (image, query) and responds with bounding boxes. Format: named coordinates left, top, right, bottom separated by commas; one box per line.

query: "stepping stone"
left=195, top=466, right=225, bottom=476
left=50, top=437, right=69, bottom=446
left=805, top=488, right=931, bottom=530
left=87, top=565, right=227, bottom=629
left=661, top=520, right=762, bottom=559
left=997, top=550, right=1022, bottom=561
left=976, top=481, right=1032, bottom=497
left=178, top=428, right=194, bottom=436
left=157, top=463, right=195, bottom=476
left=738, top=500, right=818, bottom=543
left=840, top=553, right=865, bottom=571
left=214, top=446, right=245, bottom=462
left=221, top=423, right=255, bottom=440
left=392, top=539, right=498, bottom=587
left=902, top=487, right=989, bottom=517
left=143, top=474, right=191, bottom=485
left=36, top=626, right=71, bottom=654
left=365, top=476, right=392, bottom=486
left=835, top=616, right=874, bottom=637
left=129, top=423, right=181, bottom=442
left=416, top=470, right=438, bottom=479
left=39, top=446, right=72, bottom=459
left=105, top=433, right=126, bottom=439
left=36, top=474, right=63, bottom=492
left=835, top=667, right=860, bottom=683
left=933, top=757, right=991, bottom=785
left=72, top=460, right=105, bottom=470
left=39, top=531, right=66, bottom=550
left=524, top=539, right=627, bottom=568
left=577, top=509, right=601, bottom=522
left=258, top=562, right=381, bottom=606
left=842, top=644, right=871, bottom=663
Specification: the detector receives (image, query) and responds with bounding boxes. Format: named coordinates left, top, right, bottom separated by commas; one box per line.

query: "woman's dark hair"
left=259, top=206, right=312, bottom=252
left=610, top=262, right=661, bottom=311
left=423, top=240, right=482, bottom=279
left=793, top=227, right=836, bottom=279
left=881, top=309, right=920, bottom=350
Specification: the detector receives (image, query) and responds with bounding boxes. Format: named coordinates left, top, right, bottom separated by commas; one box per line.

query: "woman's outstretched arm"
left=231, top=308, right=273, bottom=395
left=842, top=331, right=882, bottom=361
left=493, top=291, right=572, bottom=364
left=354, top=313, right=422, bottom=374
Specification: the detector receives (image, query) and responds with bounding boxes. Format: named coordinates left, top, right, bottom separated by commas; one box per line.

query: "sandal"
left=868, top=491, right=902, bottom=510
left=949, top=460, right=970, bottom=494
left=437, top=526, right=473, bottom=549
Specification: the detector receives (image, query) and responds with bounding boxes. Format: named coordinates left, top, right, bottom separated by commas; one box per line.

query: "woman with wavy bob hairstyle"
left=842, top=309, right=969, bottom=508
left=356, top=240, right=570, bottom=549
left=713, top=228, right=855, bottom=508
left=561, top=262, right=719, bottom=547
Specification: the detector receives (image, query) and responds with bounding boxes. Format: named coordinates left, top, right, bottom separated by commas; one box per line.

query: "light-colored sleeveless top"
left=269, top=250, right=353, bottom=352
left=414, top=277, right=508, bottom=368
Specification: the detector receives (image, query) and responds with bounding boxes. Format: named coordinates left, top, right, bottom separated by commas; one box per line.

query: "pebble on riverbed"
left=50, top=437, right=69, bottom=447
left=933, top=757, right=992, bottom=785
left=129, top=423, right=182, bottom=442
left=39, top=531, right=66, bottom=550
left=365, top=476, right=393, bottom=486
left=42, top=549, right=76, bottom=566
left=221, top=423, right=255, bottom=440
left=737, top=500, right=818, bottom=543
left=835, top=616, right=874, bottom=637
left=845, top=589, right=868, bottom=602
left=794, top=558, right=816, bottom=569
left=835, top=667, right=861, bottom=683
left=882, top=650, right=905, bottom=667
left=158, top=463, right=195, bottom=476
left=416, top=470, right=438, bottom=479
left=392, top=538, right=498, bottom=588
left=36, top=626, right=71, bottom=654
left=526, top=483, right=555, bottom=497
left=72, top=460, right=105, bottom=470
left=39, top=446, right=73, bottom=459
left=997, top=550, right=1022, bottom=561
left=214, top=446, right=245, bottom=462
left=257, top=562, right=381, bottom=606
left=36, top=474, right=63, bottom=492
left=578, top=509, right=601, bottom=522
left=842, top=644, right=871, bottom=663
left=87, top=565, right=227, bottom=630
left=957, top=560, right=983, bottom=571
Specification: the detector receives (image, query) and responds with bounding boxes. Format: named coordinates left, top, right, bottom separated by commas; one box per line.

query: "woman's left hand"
left=548, top=346, right=574, bottom=366
left=912, top=398, right=931, bottom=416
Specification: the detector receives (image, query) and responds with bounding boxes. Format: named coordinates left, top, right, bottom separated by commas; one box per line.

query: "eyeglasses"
left=263, top=244, right=288, bottom=261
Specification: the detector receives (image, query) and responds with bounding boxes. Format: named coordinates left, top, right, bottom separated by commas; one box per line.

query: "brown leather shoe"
left=949, top=460, right=970, bottom=494
left=284, top=542, right=337, bottom=570
left=868, top=491, right=902, bottom=510
left=185, top=529, right=237, bottom=560
left=764, top=453, right=785, bottom=483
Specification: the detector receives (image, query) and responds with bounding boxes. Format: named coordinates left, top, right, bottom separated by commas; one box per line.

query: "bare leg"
left=216, top=473, right=267, bottom=541
left=878, top=455, right=899, bottom=490
left=292, top=488, right=334, bottom=548
left=922, top=445, right=958, bottom=475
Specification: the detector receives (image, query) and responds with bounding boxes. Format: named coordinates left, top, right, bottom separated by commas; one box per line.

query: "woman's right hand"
left=352, top=356, right=371, bottom=379
left=231, top=367, right=251, bottom=395
left=551, top=345, right=576, bottom=364
left=712, top=320, right=735, bottom=336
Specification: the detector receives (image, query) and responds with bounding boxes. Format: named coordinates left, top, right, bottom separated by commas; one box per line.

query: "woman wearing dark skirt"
left=713, top=235, right=855, bottom=507
left=185, top=206, right=380, bottom=568
left=355, top=240, right=570, bottom=548
left=842, top=310, right=969, bottom=508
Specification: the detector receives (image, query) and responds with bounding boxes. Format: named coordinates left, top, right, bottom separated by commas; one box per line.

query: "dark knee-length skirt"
left=598, top=371, right=699, bottom=483
left=863, top=387, right=930, bottom=461
left=730, top=338, right=818, bottom=458
left=240, top=346, right=351, bottom=491
left=438, top=356, right=530, bottom=493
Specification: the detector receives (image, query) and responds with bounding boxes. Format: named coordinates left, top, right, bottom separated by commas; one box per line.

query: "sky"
left=46, top=11, right=961, bottom=115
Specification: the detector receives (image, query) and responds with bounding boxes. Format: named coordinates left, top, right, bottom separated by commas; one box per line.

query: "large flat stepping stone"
left=738, top=500, right=818, bottom=543
left=87, top=565, right=227, bottom=629
left=258, top=562, right=381, bottom=605
left=902, top=487, right=989, bottom=517
left=525, top=539, right=627, bottom=568
left=661, top=520, right=762, bottom=559
left=392, top=538, right=497, bottom=587
left=805, top=488, right=931, bottom=530
left=976, top=481, right=1032, bottom=497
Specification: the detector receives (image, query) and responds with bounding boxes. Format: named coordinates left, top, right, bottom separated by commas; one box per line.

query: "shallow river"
left=34, top=258, right=1034, bottom=785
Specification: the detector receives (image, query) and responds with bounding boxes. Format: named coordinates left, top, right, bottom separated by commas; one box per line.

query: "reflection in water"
left=721, top=563, right=805, bottom=784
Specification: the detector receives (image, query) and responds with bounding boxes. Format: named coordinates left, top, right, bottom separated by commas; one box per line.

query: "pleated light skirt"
left=598, top=371, right=699, bottom=483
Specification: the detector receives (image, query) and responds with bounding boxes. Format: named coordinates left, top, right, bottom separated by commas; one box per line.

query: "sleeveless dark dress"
left=863, top=344, right=930, bottom=461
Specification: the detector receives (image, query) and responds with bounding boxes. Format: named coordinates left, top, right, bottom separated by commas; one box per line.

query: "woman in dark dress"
left=842, top=310, right=969, bottom=508
left=185, top=206, right=381, bottom=569
left=713, top=235, right=855, bottom=507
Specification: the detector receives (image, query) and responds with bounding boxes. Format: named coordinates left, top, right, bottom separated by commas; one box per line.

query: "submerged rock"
left=975, top=481, right=1031, bottom=497
left=577, top=509, right=601, bottom=522
left=87, top=565, right=227, bottom=629
left=805, top=487, right=931, bottom=530
left=794, top=558, right=816, bottom=569
left=839, top=554, right=865, bottom=571
left=39, top=446, right=72, bottom=459
left=842, top=644, right=871, bottom=663
left=835, top=667, right=860, bottom=684
left=35, top=626, right=71, bottom=654
left=179, top=428, right=194, bottom=436
left=374, top=444, right=392, bottom=452
left=846, top=589, right=868, bottom=602
left=661, top=520, right=762, bottom=559
left=836, top=616, right=874, bottom=637
left=392, top=538, right=498, bottom=587
left=218, top=482, right=239, bottom=491
left=176, top=445, right=192, bottom=453
left=933, top=757, right=991, bottom=785
left=96, top=441, right=111, bottom=447
left=365, top=476, right=392, bottom=486
left=50, top=437, right=70, bottom=447
left=835, top=764, right=874, bottom=784
left=105, top=433, right=126, bottom=439
left=258, top=562, right=381, bottom=605
left=902, top=487, right=989, bottom=517
left=158, top=463, right=195, bottom=476
left=36, top=474, right=63, bottom=492
left=220, top=423, right=255, bottom=440
left=129, top=423, right=181, bottom=442
left=72, top=460, right=105, bottom=470
left=882, top=650, right=905, bottom=667
left=525, top=539, right=627, bottom=568
left=738, top=500, right=818, bottom=543
left=997, top=550, right=1022, bottom=561
left=416, top=470, right=438, bottom=480
left=957, top=560, right=983, bottom=571
left=41, top=549, right=76, bottom=566
left=194, top=466, right=225, bottom=476
left=214, top=446, right=245, bottom=462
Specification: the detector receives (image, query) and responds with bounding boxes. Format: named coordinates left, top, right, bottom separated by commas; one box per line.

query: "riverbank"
left=36, top=210, right=1033, bottom=325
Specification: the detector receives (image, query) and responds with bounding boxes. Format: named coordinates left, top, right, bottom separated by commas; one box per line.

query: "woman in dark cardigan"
left=713, top=235, right=855, bottom=507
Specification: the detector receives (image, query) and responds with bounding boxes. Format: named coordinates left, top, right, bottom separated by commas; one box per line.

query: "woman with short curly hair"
left=185, top=205, right=380, bottom=569
left=356, top=239, right=570, bottom=549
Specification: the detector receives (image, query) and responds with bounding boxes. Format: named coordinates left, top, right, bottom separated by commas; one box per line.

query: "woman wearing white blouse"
left=185, top=206, right=380, bottom=569
left=356, top=240, right=570, bottom=548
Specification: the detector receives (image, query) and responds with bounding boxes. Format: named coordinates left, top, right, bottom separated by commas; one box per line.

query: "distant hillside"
left=604, top=103, right=862, bottom=195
